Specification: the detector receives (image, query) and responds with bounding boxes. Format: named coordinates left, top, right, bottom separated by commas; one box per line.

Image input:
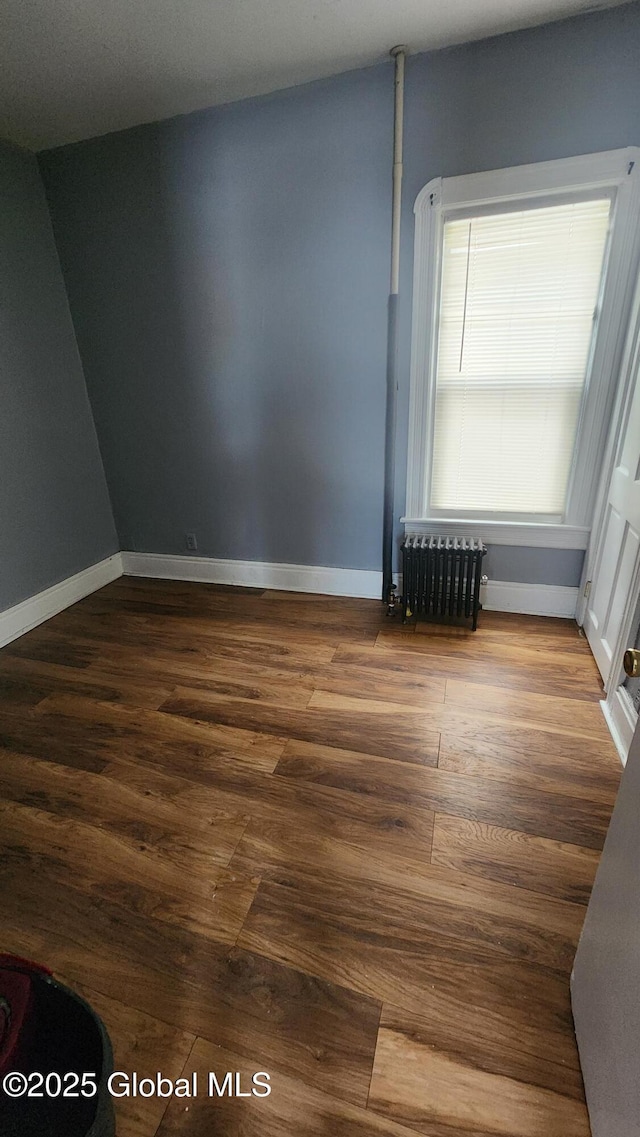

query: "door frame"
left=602, top=681, right=637, bottom=765
left=579, top=271, right=640, bottom=761
left=600, top=574, right=640, bottom=764
left=577, top=269, right=640, bottom=631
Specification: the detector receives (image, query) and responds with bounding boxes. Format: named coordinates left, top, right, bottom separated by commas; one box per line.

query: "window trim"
left=404, top=148, right=640, bottom=548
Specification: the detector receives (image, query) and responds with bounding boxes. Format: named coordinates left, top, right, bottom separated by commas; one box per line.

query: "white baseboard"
left=0, top=554, right=123, bottom=649
left=481, top=579, right=579, bottom=618
left=601, top=688, right=636, bottom=766
left=122, top=553, right=579, bottom=617
left=121, top=552, right=388, bottom=600
left=0, top=552, right=582, bottom=651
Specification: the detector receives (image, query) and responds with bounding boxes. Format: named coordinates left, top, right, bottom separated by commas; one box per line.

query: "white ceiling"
left=0, top=0, right=625, bottom=151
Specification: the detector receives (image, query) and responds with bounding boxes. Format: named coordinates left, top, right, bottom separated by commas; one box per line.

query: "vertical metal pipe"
left=382, top=45, right=407, bottom=605
left=389, top=47, right=405, bottom=296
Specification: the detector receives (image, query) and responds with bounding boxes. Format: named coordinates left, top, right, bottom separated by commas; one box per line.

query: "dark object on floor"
left=402, top=534, right=487, bottom=630
left=0, top=955, right=115, bottom=1137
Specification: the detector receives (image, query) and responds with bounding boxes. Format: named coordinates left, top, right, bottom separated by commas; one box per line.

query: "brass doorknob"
left=623, top=649, right=640, bottom=677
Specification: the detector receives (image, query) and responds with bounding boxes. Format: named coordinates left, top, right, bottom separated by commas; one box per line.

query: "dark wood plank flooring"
left=0, top=577, right=621, bottom=1136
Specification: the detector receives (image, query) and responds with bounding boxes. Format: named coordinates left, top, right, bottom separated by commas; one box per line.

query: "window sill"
left=401, top=518, right=590, bottom=550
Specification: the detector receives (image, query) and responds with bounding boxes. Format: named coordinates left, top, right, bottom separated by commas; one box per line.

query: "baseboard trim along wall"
left=481, top=580, right=579, bottom=618
left=122, top=552, right=579, bottom=617
left=121, top=551, right=386, bottom=600
left=601, top=688, right=637, bottom=766
left=0, top=553, right=123, bottom=649
left=0, top=554, right=581, bottom=651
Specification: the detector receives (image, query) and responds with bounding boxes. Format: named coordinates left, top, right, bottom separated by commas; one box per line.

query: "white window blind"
left=431, top=198, right=612, bottom=515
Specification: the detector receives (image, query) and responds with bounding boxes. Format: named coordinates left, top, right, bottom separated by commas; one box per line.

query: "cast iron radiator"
left=401, top=535, right=487, bottom=631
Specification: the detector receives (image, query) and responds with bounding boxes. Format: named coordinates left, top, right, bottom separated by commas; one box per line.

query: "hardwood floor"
left=0, top=577, right=621, bottom=1136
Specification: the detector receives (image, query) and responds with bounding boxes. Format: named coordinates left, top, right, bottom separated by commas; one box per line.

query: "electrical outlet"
left=185, top=532, right=198, bottom=552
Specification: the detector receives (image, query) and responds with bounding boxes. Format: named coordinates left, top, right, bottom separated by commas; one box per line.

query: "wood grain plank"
left=431, top=813, right=600, bottom=904
left=368, top=1007, right=590, bottom=1137
left=108, top=577, right=266, bottom=602
left=0, top=747, right=249, bottom=868
left=308, top=688, right=608, bottom=743
left=156, top=1035, right=420, bottom=1137
left=1, top=873, right=381, bottom=1107
left=66, top=592, right=382, bottom=648
left=5, top=619, right=338, bottom=668
left=372, top=995, right=585, bottom=1109
left=0, top=653, right=172, bottom=708
left=374, top=625, right=594, bottom=657
left=333, top=641, right=602, bottom=702
left=306, top=690, right=431, bottom=714
left=380, top=610, right=588, bottom=648
left=445, top=677, right=610, bottom=734
left=274, top=739, right=612, bottom=848
left=212, top=654, right=445, bottom=711
left=0, top=797, right=257, bottom=943
left=159, top=687, right=441, bottom=767
left=2, top=627, right=97, bottom=667
left=238, top=856, right=584, bottom=979
left=237, top=872, right=585, bottom=1101
left=307, top=660, right=446, bottom=708
left=438, top=728, right=620, bottom=801
left=30, top=695, right=285, bottom=781
left=105, top=754, right=436, bottom=871
left=230, top=810, right=435, bottom=894
left=0, top=706, right=110, bottom=774
left=47, top=604, right=350, bottom=656
left=76, top=646, right=448, bottom=711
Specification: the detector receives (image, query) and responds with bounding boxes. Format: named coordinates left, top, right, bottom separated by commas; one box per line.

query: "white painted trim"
left=123, top=552, right=578, bottom=619
left=481, top=579, right=578, bottom=618
left=415, top=148, right=640, bottom=214
left=406, top=175, right=443, bottom=520
left=579, top=271, right=640, bottom=644
left=407, top=147, right=640, bottom=531
left=122, top=552, right=389, bottom=600
left=0, top=554, right=123, bottom=649
left=0, top=552, right=580, bottom=650
left=402, top=518, right=590, bottom=549
left=601, top=687, right=636, bottom=766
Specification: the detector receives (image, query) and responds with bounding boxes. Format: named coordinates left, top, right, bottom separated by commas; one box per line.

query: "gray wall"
left=38, top=3, right=640, bottom=585
left=0, top=140, right=117, bottom=612
left=483, top=546, right=584, bottom=589
left=39, top=70, right=392, bottom=573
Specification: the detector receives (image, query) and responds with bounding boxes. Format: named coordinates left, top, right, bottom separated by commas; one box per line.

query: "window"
left=405, top=150, right=640, bottom=548
left=432, top=199, right=611, bottom=515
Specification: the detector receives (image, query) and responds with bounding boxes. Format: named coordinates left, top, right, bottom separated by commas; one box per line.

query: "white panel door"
left=572, top=712, right=640, bottom=1135
left=583, top=279, right=640, bottom=683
